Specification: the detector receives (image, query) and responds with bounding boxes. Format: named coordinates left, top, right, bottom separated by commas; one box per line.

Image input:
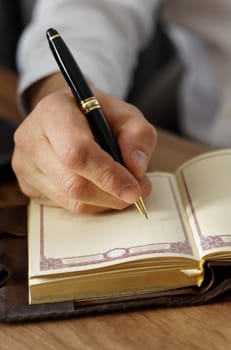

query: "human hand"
left=12, top=74, right=157, bottom=213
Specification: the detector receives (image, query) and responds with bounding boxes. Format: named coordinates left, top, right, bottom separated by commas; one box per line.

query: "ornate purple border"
left=179, top=152, right=231, bottom=251
left=39, top=175, right=193, bottom=271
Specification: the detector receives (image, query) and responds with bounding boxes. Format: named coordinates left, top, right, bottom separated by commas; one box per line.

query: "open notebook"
left=28, top=149, right=231, bottom=304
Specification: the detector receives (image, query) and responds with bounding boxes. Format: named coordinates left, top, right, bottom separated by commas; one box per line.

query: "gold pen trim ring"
left=80, top=96, right=101, bottom=114
left=49, top=34, right=60, bottom=41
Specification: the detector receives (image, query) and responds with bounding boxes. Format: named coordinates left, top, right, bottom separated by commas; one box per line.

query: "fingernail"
left=131, top=150, right=148, bottom=174
left=119, top=186, right=139, bottom=203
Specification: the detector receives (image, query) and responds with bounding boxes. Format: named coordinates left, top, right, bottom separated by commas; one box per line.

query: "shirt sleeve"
left=164, top=0, right=231, bottom=147
left=17, top=0, right=158, bottom=102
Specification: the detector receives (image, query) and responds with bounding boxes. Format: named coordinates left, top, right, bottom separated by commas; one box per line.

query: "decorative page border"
left=40, top=175, right=193, bottom=271
left=179, top=152, right=231, bottom=251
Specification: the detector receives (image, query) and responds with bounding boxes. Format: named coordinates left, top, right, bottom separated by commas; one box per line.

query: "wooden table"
left=0, top=69, right=230, bottom=349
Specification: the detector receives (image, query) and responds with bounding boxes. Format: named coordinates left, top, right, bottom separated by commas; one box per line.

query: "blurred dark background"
left=0, top=1, right=22, bottom=69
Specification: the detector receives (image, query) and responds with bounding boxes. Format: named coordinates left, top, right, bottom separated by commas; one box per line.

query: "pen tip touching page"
left=135, top=197, right=148, bottom=219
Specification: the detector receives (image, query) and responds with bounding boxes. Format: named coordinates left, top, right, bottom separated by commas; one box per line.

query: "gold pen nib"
left=134, top=197, right=148, bottom=219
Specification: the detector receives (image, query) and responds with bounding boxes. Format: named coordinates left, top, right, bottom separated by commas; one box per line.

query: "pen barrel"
left=47, top=29, right=92, bottom=102
left=46, top=28, right=124, bottom=164
left=86, top=109, right=124, bottom=164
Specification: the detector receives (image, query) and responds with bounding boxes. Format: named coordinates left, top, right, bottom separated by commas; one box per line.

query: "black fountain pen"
left=46, top=28, right=148, bottom=219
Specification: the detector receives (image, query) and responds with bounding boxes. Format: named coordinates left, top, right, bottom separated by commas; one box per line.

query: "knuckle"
left=65, top=199, right=81, bottom=214
left=96, top=163, right=119, bottom=192
left=61, top=174, right=87, bottom=200
left=60, top=141, right=89, bottom=170
left=61, top=174, right=78, bottom=198
left=74, top=177, right=90, bottom=199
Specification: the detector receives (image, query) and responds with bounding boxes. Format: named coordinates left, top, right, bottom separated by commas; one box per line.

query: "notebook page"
left=176, top=149, right=231, bottom=258
left=29, top=173, right=199, bottom=278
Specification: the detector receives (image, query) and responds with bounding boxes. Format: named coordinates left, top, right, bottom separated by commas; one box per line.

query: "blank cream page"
left=176, top=149, right=231, bottom=258
left=28, top=173, right=199, bottom=278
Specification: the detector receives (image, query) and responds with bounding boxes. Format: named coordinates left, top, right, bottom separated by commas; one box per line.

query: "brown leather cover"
left=0, top=205, right=231, bottom=323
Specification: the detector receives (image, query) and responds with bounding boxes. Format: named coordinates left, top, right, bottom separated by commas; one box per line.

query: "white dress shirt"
left=17, top=0, right=231, bottom=147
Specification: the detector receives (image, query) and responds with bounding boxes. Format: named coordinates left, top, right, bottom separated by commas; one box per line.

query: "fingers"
left=13, top=125, right=151, bottom=212
left=16, top=164, right=152, bottom=214
left=12, top=146, right=130, bottom=212
left=53, top=137, right=142, bottom=203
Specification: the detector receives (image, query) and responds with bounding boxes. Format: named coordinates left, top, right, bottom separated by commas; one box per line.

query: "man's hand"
left=12, top=73, right=157, bottom=213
